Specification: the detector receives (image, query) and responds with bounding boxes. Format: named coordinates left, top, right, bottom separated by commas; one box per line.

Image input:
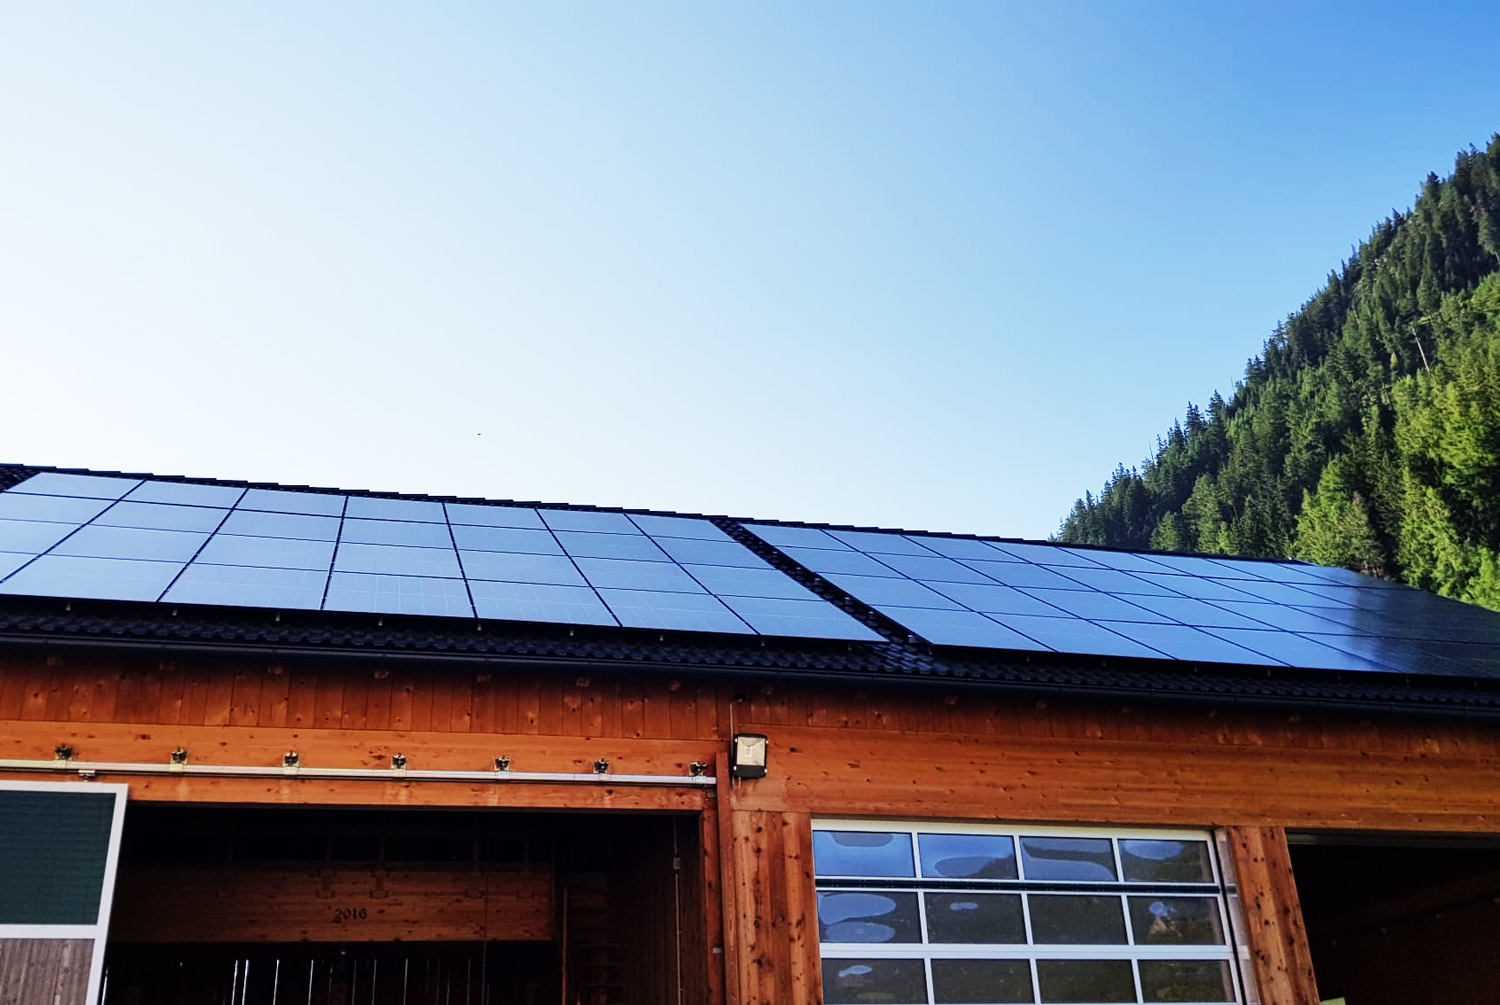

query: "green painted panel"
left=0, top=790, right=116, bottom=925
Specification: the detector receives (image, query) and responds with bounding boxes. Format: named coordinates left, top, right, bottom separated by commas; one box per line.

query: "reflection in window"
left=1037, top=959, right=1136, bottom=1003
left=1129, top=896, right=1225, bottom=945
left=919, top=833, right=1018, bottom=879
left=1029, top=895, right=1128, bottom=944
left=1120, top=839, right=1214, bottom=883
left=813, top=831, right=914, bottom=878
left=924, top=892, right=1025, bottom=944
left=1021, top=836, right=1117, bottom=880
left=1138, top=960, right=1235, bottom=1001
left=822, top=959, right=927, bottom=1005
left=931, top=958, right=1034, bottom=1003
left=816, top=891, right=921, bottom=944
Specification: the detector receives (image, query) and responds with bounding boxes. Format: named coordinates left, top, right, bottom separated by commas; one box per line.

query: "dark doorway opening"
left=1289, top=834, right=1500, bottom=1005
left=102, top=805, right=706, bottom=1005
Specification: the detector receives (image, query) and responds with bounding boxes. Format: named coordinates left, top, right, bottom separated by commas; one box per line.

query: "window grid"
left=814, top=820, right=1246, bottom=1005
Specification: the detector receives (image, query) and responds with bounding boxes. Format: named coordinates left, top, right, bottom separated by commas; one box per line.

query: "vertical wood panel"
left=0, top=939, right=94, bottom=1005
left=262, top=667, right=290, bottom=728
left=727, top=805, right=820, bottom=1005
left=1226, top=826, right=1319, bottom=1005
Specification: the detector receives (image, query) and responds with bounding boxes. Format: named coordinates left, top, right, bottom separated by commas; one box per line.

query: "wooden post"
left=1225, top=826, right=1319, bottom=1005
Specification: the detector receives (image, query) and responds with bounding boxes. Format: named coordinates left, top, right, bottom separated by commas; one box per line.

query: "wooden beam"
left=1225, top=826, right=1319, bottom=1005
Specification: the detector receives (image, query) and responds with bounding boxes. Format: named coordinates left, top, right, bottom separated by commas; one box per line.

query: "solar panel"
left=0, top=476, right=874, bottom=642
left=742, top=521, right=1500, bottom=677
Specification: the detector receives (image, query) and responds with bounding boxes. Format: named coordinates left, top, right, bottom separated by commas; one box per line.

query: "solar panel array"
left=741, top=523, right=1500, bottom=678
left=0, top=473, right=880, bottom=641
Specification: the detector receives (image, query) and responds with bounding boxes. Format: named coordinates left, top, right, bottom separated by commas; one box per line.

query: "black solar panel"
left=741, top=523, right=1500, bottom=678
left=0, top=474, right=879, bottom=642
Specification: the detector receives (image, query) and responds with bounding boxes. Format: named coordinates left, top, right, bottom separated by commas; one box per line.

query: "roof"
left=2, top=463, right=1499, bottom=718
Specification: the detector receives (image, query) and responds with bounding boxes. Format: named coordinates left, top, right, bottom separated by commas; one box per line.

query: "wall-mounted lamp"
left=730, top=734, right=768, bottom=779
left=391, top=753, right=408, bottom=770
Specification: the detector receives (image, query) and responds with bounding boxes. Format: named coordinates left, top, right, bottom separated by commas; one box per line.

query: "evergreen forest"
left=1057, top=135, right=1500, bottom=612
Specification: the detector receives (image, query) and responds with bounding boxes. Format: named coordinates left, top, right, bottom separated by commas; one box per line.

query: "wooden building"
left=1, top=464, right=1498, bottom=1005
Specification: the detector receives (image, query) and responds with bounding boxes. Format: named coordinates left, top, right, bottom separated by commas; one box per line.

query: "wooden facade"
left=3, top=646, right=1500, bottom=1004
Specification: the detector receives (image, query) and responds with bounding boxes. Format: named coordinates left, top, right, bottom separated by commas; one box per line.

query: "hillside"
left=1057, top=136, right=1500, bottom=611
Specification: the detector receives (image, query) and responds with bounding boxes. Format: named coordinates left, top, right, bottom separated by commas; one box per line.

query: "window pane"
left=1120, top=840, right=1214, bottom=883
left=932, top=958, right=1034, bottom=1003
left=823, top=959, right=928, bottom=1005
left=1128, top=897, right=1225, bottom=945
left=816, top=891, right=921, bottom=944
left=919, top=833, right=1018, bottom=879
left=1020, top=837, right=1117, bottom=880
left=1138, top=960, right=1235, bottom=1002
left=1029, top=895, right=1127, bottom=944
left=924, top=893, right=1025, bottom=944
left=813, top=832, right=914, bottom=878
left=1036, top=959, right=1136, bottom=1003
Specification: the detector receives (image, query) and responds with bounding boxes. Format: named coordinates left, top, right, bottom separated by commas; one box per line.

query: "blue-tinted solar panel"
left=875, top=607, right=1052, bottom=649
left=595, top=589, right=752, bottom=633
left=95, top=502, right=228, bottom=533
left=15, top=473, right=141, bottom=499
left=1205, top=558, right=1329, bottom=585
left=452, top=525, right=563, bottom=555
left=468, top=581, right=617, bottom=626
left=921, top=581, right=1072, bottom=617
left=1094, top=621, right=1281, bottom=665
left=679, top=565, right=819, bottom=600
left=1222, top=579, right=1347, bottom=606
left=1201, top=628, right=1394, bottom=672
left=1057, top=548, right=1172, bottom=574
left=1020, top=589, right=1174, bottom=623
left=744, top=524, right=851, bottom=550
left=238, top=488, right=346, bottom=516
left=987, top=615, right=1165, bottom=659
left=0, top=553, right=32, bottom=579
left=874, top=555, right=994, bottom=584
left=196, top=535, right=335, bottom=571
left=628, top=514, right=731, bottom=541
left=574, top=558, right=706, bottom=593
left=164, top=565, right=329, bottom=609
left=781, top=547, right=900, bottom=577
left=0, top=556, right=182, bottom=602
left=325, top=573, right=473, bottom=616
left=823, top=573, right=962, bottom=610
left=1049, top=566, right=1182, bottom=596
left=912, top=536, right=1010, bottom=560
left=555, top=530, right=670, bottom=562
left=540, top=510, right=637, bottom=534
left=459, top=551, right=586, bottom=586
left=344, top=497, right=445, bottom=523
left=334, top=543, right=462, bottom=578
left=1293, top=563, right=1405, bottom=589
left=1129, top=573, right=1258, bottom=603
left=826, top=530, right=935, bottom=556
left=990, top=542, right=1103, bottom=567
left=218, top=510, right=341, bottom=542
left=718, top=596, right=882, bottom=640
left=964, top=561, right=1084, bottom=591
left=126, top=482, right=244, bottom=507
left=53, top=526, right=209, bottom=563
left=0, top=494, right=112, bottom=523
left=445, top=503, right=546, bottom=529
left=1211, top=601, right=1353, bottom=634
left=0, top=519, right=80, bottom=554
left=1119, top=593, right=1279, bottom=630
left=340, top=519, right=453, bottom=549
left=1304, top=635, right=1500, bottom=677
left=652, top=537, right=769, bottom=569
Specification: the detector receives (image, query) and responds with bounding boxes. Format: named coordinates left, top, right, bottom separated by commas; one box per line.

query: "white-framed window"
left=812, top=819, right=1250, bottom=1004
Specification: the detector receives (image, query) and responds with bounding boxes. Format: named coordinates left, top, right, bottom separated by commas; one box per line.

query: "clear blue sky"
left=2, top=2, right=1497, bottom=539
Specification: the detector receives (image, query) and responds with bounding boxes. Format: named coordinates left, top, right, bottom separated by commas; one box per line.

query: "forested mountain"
left=1057, top=136, right=1500, bottom=611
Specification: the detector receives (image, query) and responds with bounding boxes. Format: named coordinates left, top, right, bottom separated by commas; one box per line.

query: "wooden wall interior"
left=0, top=939, right=93, bottom=1005
left=109, top=866, right=553, bottom=944
left=5, top=648, right=1500, bottom=1004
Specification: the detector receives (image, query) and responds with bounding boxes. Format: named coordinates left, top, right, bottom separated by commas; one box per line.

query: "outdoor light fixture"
left=593, top=759, right=610, bottom=774
left=282, top=751, right=300, bottom=769
left=689, top=761, right=708, bottom=777
left=169, top=749, right=188, bottom=770
left=730, top=734, right=768, bottom=779
left=391, top=753, right=407, bottom=770
left=494, top=756, right=511, bottom=772
left=54, top=744, right=75, bottom=761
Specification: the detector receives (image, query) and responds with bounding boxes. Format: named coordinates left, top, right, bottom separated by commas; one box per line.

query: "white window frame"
left=813, top=818, right=1252, bottom=1005
left=0, top=780, right=128, bottom=1005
